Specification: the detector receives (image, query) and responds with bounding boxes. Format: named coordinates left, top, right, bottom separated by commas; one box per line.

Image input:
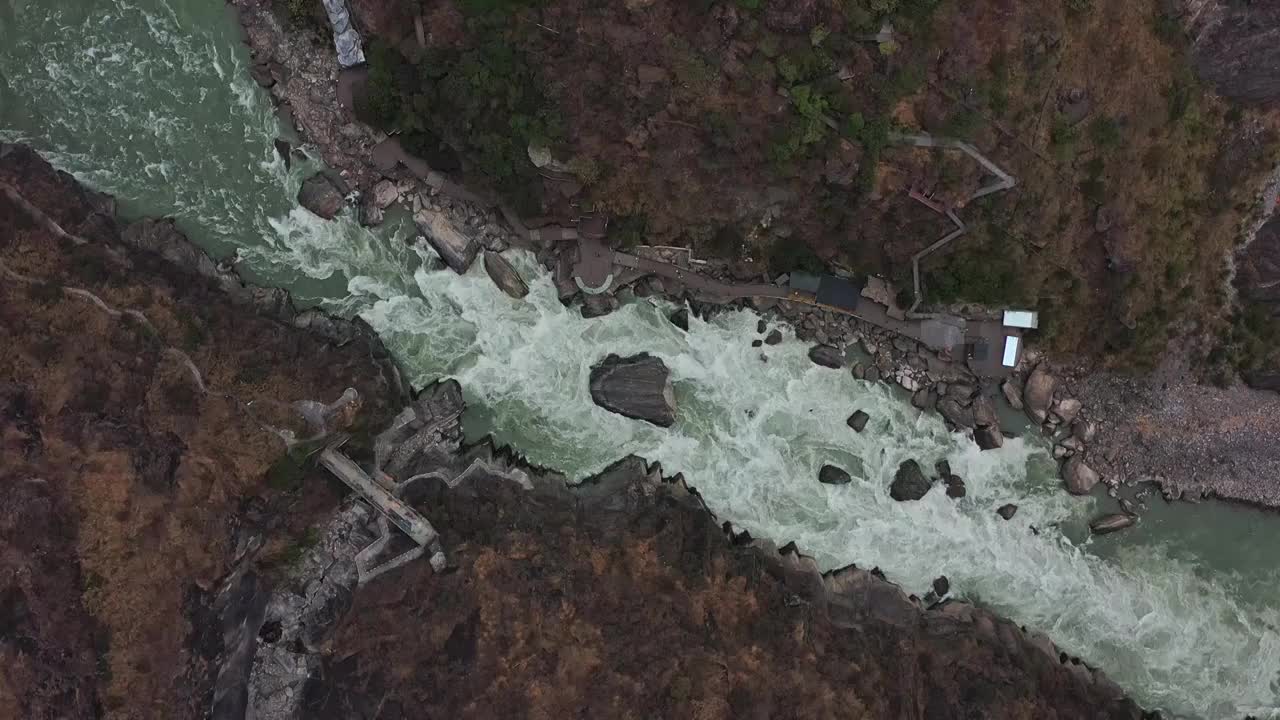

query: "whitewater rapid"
left=2, top=0, right=1279, bottom=717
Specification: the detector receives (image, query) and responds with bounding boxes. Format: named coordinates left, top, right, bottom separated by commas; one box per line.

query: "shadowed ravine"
left=2, top=1, right=1280, bottom=717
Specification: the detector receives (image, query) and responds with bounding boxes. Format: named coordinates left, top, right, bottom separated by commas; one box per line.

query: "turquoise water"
left=3, top=2, right=1279, bottom=717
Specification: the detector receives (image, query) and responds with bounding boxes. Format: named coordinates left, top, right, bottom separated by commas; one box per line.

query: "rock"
left=897, top=374, right=920, bottom=392
left=751, top=339, right=763, bottom=347
left=1189, top=2, right=1280, bottom=107
left=251, top=62, right=275, bottom=88
left=297, top=173, right=345, bottom=220
left=588, top=353, right=677, bottom=427
left=974, top=425, right=1004, bottom=451
left=360, top=200, right=384, bottom=227
left=273, top=138, right=292, bottom=168
left=1022, top=363, right=1056, bottom=424
left=890, top=460, right=931, bottom=501
left=996, top=503, right=1018, bottom=520
left=1071, top=419, right=1097, bottom=443
left=669, top=308, right=690, bottom=332
left=1089, top=513, right=1136, bottom=535
left=1001, top=377, right=1023, bottom=410
left=818, top=465, right=852, bottom=485
left=937, top=398, right=975, bottom=428
left=416, top=208, right=478, bottom=274
left=482, top=251, right=529, bottom=299
left=946, top=383, right=975, bottom=402
left=864, top=366, right=881, bottom=383
left=945, top=476, right=967, bottom=498
left=932, top=576, right=950, bottom=597
left=910, top=388, right=936, bottom=410
left=1051, top=397, right=1083, bottom=425
left=1059, top=437, right=1084, bottom=453
left=757, top=319, right=767, bottom=334
left=846, top=410, right=870, bottom=433
left=764, top=329, right=783, bottom=345
left=808, top=344, right=843, bottom=369
left=371, top=178, right=400, bottom=209
left=851, top=363, right=865, bottom=380
left=971, top=394, right=998, bottom=428
left=581, top=293, right=618, bottom=319
left=1062, top=455, right=1100, bottom=495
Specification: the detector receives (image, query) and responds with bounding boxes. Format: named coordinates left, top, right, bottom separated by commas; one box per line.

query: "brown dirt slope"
left=0, top=144, right=400, bottom=720
left=303, top=468, right=1156, bottom=720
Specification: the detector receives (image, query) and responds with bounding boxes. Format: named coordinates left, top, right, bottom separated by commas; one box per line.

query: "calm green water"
left=3, top=2, right=1279, bottom=717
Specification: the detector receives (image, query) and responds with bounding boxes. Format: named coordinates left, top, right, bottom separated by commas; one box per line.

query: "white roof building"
left=1002, top=336, right=1021, bottom=368
left=1003, top=310, right=1039, bottom=329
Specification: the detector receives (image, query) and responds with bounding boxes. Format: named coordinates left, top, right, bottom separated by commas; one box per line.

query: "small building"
left=816, top=275, right=864, bottom=312
left=1002, top=310, right=1039, bottom=329
left=1002, top=336, right=1021, bottom=368
left=789, top=273, right=821, bottom=294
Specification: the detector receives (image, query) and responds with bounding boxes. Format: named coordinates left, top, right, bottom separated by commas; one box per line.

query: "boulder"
left=846, top=410, right=870, bottom=433
left=371, top=178, right=400, bottom=209
left=483, top=251, right=529, bottom=299
left=1001, top=377, right=1023, bottom=410
left=416, top=208, right=478, bottom=273
left=971, top=394, right=997, bottom=427
left=973, top=424, right=1004, bottom=451
left=931, top=576, right=950, bottom=597
left=937, top=398, right=975, bottom=428
left=911, top=388, right=936, bottom=410
left=944, top=476, right=967, bottom=498
left=1022, top=363, right=1056, bottom=424
left=851, top=362, right=865, bottom=380
left=273, top=138, right=292, bottom=168
left=818, top=465, right=852, bottom=485
left=1089, top=513, right=1136, bottom=535
left=1052, top=398, right=1082, bottom=426
left=297, top=173, right=345, bottom=220
left=669, top=308, right=690, bottom=332
left=588, top=353, right=677, bottom=427
left=1061, top=455, right=1100, bottom=495
left=890, top=460, right=931, bottom=501
left=757, top=319, right=767, bottom=334
left=864, top=366, right=881, bottom=383
left=808, top=344, right=843, bottom=369
left=1071, top=419, right=1097, bottom=443
left=996, top=503, right=1018, bottom=520
left=946, top=383, right=976, bottom=402
left=581, top=293, right=618, bottom=319
left=751, top=339, right=763, bottom=347
left=764, top=329, right=783, bottom=345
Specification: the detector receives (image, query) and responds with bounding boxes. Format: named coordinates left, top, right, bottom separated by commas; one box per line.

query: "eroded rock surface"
left=589, top=353, right=677, bottom=427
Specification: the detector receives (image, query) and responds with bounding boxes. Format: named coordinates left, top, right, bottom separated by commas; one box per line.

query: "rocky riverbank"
left=228, top=0, right=1280, bottom=526
left=3, top=141, right=1163, bottom=718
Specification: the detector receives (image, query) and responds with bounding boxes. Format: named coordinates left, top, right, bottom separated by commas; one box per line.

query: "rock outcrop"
left=588, top=353, right=677, bottom=427
left=297, top=172, right=345, bottom=219
left=890, top=460, right=932, bottom=501
left=1235, top=214, right=1280, bottom=391
left=1187, top=2, right=1280, bottom=107
left=482, top=250, right=529, bottom=299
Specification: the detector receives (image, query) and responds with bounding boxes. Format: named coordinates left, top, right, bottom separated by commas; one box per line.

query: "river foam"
left=2, top=0, right=1278, bottom=716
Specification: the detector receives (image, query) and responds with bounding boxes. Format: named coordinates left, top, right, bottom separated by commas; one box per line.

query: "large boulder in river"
left=847, top=410, right=870, bottom=432
left=890, top=460, right=931, bottom=501
left=669, top=308, right=690, bottom=332
left=416, top=208, right=478, bottom=274
left=937, top=397, right=974, bottom=428
left=819, top=465, right=852, bottom=485
left=973, top=424, right=1003, bottom=451
left=1022, top=363, right=1056, bottom=424
left=808, top=344, right=844, bottom=369
left=1089, top=513, right=1135, bottom=535
left=1001, top=377, right=1024, bottom=410
left=297, top=173, right=345, bottom=219
left=764, top=329, right=783, bottom=345
left=483, top=251, right=529, bottom=299
left=1061, top=455, right=1100, bottom=495
left=589, top=353, right=677, bottom=427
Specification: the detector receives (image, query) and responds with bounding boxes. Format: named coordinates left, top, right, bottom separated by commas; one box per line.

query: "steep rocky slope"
left=1187, top=0, right=1280, bottom=108
left=0, top=144, right=403, bottom=719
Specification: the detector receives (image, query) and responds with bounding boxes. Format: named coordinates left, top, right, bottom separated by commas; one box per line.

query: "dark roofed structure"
left=816, top=275, right=864, bottom=312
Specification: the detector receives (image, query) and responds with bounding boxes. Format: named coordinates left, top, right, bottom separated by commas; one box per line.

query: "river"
left=2, top=1, right=1279, bottom=717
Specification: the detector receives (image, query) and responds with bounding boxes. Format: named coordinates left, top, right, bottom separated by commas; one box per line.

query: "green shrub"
left=768, top=241, right=826, bottom=274
left=1088, top=116, right=1122, bottom=148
